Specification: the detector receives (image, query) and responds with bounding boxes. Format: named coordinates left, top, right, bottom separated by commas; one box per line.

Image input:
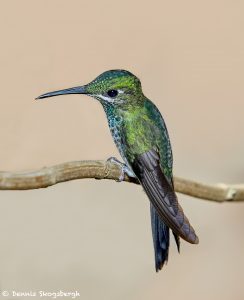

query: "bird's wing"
left=131, top=148, right=199, bottom=244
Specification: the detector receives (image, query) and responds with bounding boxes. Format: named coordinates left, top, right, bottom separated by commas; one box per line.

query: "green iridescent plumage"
left=86, top=70, right=142, bottom=95
left=86, top=70, right=173, bottom=178
left=36, top=69, right=198, bottom=271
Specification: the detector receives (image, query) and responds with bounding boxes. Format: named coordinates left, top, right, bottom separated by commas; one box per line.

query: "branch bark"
left=0, top=160, right=243, bottom=203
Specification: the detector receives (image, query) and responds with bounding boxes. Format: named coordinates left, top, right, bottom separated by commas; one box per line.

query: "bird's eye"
left=107, top=90, right=118, bottom=97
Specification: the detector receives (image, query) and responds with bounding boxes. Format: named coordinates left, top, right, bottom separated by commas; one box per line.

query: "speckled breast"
left=108, top=115, right=128, bottom=162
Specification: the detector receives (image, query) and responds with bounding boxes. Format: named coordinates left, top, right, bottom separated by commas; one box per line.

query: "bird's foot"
left=106, top=157, right=136, bottom=182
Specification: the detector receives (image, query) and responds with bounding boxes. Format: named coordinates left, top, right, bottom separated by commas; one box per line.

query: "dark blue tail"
left=150, top=204, right=180, bottom=271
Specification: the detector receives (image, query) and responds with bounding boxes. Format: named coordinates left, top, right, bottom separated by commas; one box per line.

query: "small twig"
left=0, top=160, right=243, bottom=203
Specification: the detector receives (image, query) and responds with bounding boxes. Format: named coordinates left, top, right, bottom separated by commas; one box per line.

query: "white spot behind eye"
left=97, top=89, right=124, bottom=103
left=97, top=95, right=114, bottom=102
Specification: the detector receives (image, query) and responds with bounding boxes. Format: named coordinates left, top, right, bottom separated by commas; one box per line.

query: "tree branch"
left=0, top=160, right=243, bottom=203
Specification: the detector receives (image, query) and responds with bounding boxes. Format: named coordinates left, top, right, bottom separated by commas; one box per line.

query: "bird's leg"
left=106, top=157, right=136, bottom=182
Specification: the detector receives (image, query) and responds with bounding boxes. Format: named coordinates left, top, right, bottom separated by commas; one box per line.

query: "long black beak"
left=35, top=86, right=87, bottom=100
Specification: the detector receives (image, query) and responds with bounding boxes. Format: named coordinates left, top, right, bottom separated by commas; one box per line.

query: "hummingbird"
left=36, top=69, right=199, bottom=271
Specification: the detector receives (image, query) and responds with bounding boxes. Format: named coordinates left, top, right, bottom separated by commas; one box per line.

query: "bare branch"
left=0, top=160, right=243, bottom=202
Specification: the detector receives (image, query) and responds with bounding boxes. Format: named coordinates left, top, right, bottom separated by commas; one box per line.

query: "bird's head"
left=36, top=69, right=144, bottom=107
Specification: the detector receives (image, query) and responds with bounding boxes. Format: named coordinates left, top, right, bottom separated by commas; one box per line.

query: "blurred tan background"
left=0, top=0, right=244, bottom=299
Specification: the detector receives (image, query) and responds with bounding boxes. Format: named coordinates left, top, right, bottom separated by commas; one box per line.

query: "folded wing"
left=132, top=149, right=199, bottom=244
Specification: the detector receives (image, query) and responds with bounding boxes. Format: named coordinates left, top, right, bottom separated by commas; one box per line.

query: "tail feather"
left=150, top=204, right=170, bottom=271
left=173, top=232, right=180, bottom=253
left=151, top=204, right=181, bottom=271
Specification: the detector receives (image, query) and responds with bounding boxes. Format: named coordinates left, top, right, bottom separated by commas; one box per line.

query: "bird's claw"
left=106, top=157, right=121, bottom=165
left=106, top=156, right=135, bottom=182
left=118, top=165, right=126, bottom=182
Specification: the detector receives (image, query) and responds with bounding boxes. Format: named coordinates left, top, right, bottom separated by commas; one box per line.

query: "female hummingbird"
left=36, top=70, right=199, bottom=271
